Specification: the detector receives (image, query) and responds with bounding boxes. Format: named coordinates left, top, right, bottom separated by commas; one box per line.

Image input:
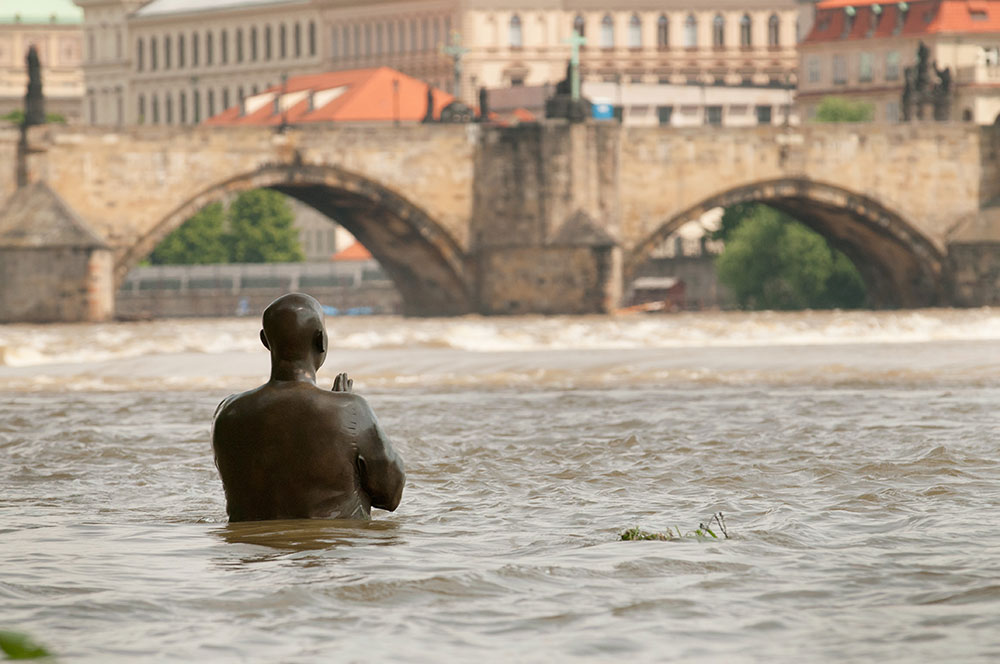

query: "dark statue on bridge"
left=24, top=45, right=45, bottom=127
left=902, top=41, right=952, bottom=122
left=212, top=293, right=406, bottom=522
left=545, top=60, right=591, bottom=123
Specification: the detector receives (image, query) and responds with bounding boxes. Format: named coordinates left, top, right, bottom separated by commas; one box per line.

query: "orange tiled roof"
left=331, top=241, right=373, bottom=262
left=204, top=67, right=455, bottom=126
left=806, top=0, right=1000, bottom=43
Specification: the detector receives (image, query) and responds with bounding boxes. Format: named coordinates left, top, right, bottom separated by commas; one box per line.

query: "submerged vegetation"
left=714, top=204, right=867, bottom=310
left=0, top=630, right=51, bottom=660
left=620, top=513, right=730, bottom=542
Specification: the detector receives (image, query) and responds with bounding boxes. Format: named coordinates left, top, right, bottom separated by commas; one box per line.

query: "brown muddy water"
left=2, top=311, right=999, bottom=662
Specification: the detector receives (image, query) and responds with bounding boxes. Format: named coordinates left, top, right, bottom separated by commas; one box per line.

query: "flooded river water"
left=2, top=310, right=999, bottom=662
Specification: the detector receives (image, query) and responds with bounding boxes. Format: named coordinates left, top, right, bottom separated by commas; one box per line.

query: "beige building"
left=74, top=0, right=805, bottom=126
left=1, top=1, right=85, bottom=122
left=798, top=0, right=1000, bottom=124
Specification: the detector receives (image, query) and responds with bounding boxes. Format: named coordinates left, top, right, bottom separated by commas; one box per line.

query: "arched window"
left=179, top=91, right=187, bottom=124
left=265, top=25, right=272, bottom=59
left=192, top=32, right=199, bottom=66
left=220, top=30, right=228, bottom=63
left=657, top=14, right=668, bottom=49
left=600, top=14, right=614, bottom=48
left=713, top=14, right=725, bottom=48
left=250, top=27, right=258, bottom=60
left=178, top=33, right=185, bottom=67
left=768, top=14, right=780, bottom=47
left=137, top=94, right=145, bottom=123
left=309, top=21, right=316, bottom=56
left=206, top=31, right=213, bottom=65
left=152, top=94, right=159, bottom=123
left=573, top=13, right=585, bottom=38
left=136, top=37, right=144, bottom=71
left=164, top=35, right=172, bottom=68
left=740, top=14, right=752, bottom=47
left=628, top=14, right=641, bottom=49
left=279, top=24, right=287, bottom=58
left=294, top=22, right=301, bottom=57
left=236, top=28, right=243, bottom=62
left=509, top=14, right=522, bottom=48
left=683, top=14, right=697, bottom=48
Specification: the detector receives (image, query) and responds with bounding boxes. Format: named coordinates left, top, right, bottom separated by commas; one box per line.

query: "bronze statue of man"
left=212, top=293, right=405, bottom=522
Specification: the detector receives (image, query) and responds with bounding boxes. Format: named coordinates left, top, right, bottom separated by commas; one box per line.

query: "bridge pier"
left=471, top=123, right=624, bottom=315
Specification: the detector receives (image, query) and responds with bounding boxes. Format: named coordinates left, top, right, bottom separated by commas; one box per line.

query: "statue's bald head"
left=260, top=293, right=328, bottom=364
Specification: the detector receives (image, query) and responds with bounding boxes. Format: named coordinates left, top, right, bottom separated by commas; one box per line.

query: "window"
left=510, top=14, right=523, bottom=48
left=886, top=100, right=899, bottom=122
left=740, top=14, right=751, bottom=47
left=342, top=25, right=350, bottom=57
left=410, top=21, right=417, bottom=52
left=365, top=24, right=371, bottom=56
left=309, top=21, right=316, bottom=55
left=807, top=55, right=821, bottom=83
left=223, top=88, right=230, bottom=110
left=331, top=27, right=339, bottom=58
left=250, top=27, right=258, bottom=60
left=886, top=51, right=900, bottom=80
left=265, top=26, right=272, bottom=60
left=280, top=24, right=287, bottom=58
left=843, top=8, right=855, bottom=37
left=151, top=37, right=160, bottom=70
left=833, top=54, right=847, bottom=84
left=705, top=105, right=723, bottom=125
left=422, top=18, right=429, bottom=50
left=178, top=34, right=185, bottom=67
left=165, top=94, right=173, bottom=124
left=294, top=22, right=301, bottom=57
left=573, top=14, right=585, bottom=38
left=768, top=13, right=780, bottom=47
left=712, top=14, right=724, bottom=48
left=756, top=105, right=772, bottom=124
left=628, top=14, right=641, bottom=49
left=207, top=89, right=215, bottom=117
left=136, top=38, right=144, bottom=71
left=152, top=95, right=159, bottom=123
left=192, top=33, right=199, bottom=66
left=657, top=105, right=673, bottom=125
left=684, top=15, right=697, bottom=48
left=221, top=30, right=228, bottom=64
left=164, top=35, right=171, bottom=68
left=657, top=15, right=668, bottom=49
left=376, top=23, right=383, bottom=54
left=193, top=90, right=201, bottom=123
left=236, top=28, right=243, bottom=62
left=433, top=18, right=440, bottom=49
left=116, top=31, right=122, bottom=59
left=206, top=31, right=213, bottom=65
left=138, top=94, right=145, bottom=123
left=387, top=22, right=394, bottom=54
left=859, top=52, right=873, bottom=82
left=600, top=14, right=614, bottom=49
left=354, top=25, right=361, bottom=56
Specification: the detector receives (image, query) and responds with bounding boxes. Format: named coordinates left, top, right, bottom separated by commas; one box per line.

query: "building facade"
left=798, top=0, right=1000, bottom=124
left=1, top=1, right=85, bottom=122
left=75, top=0, right=804, bottom=126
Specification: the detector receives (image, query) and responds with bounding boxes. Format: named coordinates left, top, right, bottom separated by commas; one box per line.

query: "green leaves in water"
left=0, top=631, right=52, bottom=660
left=620, top=512, right=729, bottom=542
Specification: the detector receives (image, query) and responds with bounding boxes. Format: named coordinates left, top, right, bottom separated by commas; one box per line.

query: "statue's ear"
left=260, top=329, right=270, bottom=350
left=314, top=329, right=327, bottom=354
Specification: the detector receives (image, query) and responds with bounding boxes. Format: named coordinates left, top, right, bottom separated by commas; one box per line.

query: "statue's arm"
left=355, top=406, right=406, bottom=512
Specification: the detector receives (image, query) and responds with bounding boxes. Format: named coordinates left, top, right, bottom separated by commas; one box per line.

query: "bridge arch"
left=626, top=178, right=947, bottom=308
left=118, top=163, right=473, bottom=316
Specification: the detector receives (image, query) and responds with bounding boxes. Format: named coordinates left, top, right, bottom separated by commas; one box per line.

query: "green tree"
left=715, top=205, right=867, bottom=310
left=224, top=190, right=304, bottom=263
left=813, top=96, right=875, bottom=123
left=1, top=109, right=66, bottom=124
left=149, top=202, right=228, bottom=265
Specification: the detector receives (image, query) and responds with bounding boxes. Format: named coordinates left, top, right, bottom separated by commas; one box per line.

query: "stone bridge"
left=3, top=121, right=1000, bottom=321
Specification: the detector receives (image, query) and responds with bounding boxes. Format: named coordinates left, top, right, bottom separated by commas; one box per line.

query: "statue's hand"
left=332, top=372, right=354, bottom=393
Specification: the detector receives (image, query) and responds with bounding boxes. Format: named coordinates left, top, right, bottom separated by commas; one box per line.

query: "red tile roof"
left=331, top=241, right=372, bottom=262
left=806, top=0, right=1000, bottom=43
left=204, top=67, right=455, bottom=126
